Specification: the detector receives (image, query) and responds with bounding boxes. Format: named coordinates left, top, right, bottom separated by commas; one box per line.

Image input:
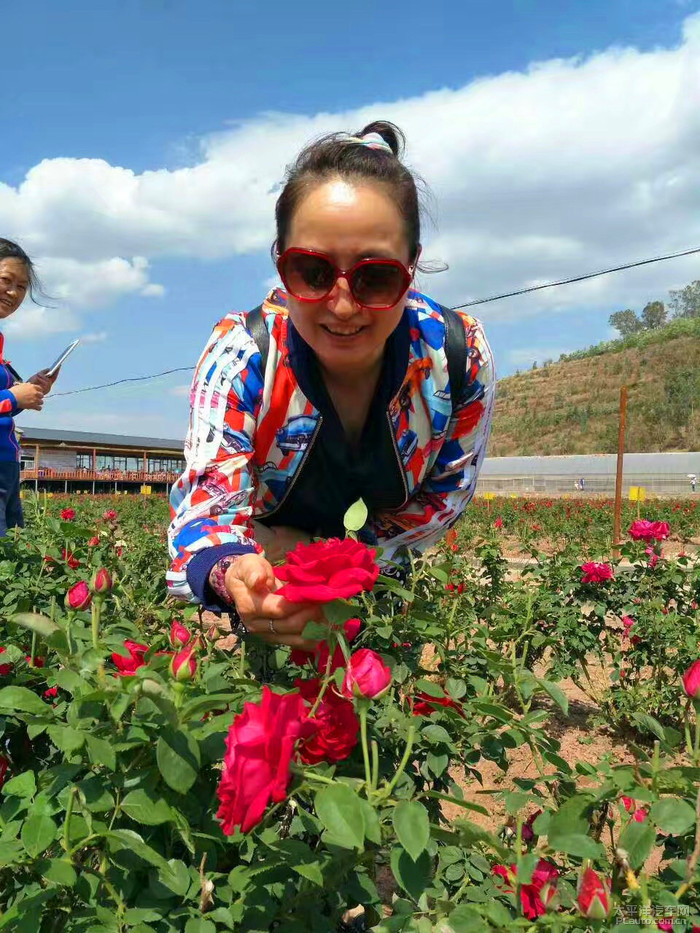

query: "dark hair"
left=0, top=238, right=46, bottom=303
left=274, top=120, right=425, bottom=263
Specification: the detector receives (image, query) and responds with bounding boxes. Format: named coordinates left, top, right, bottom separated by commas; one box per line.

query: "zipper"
left=386, top=410, right=409, bottom=508
left=261, top=414, right=324, bottom=518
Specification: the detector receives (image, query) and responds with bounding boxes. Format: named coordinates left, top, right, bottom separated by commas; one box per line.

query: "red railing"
left=20, top=468, right=178, bottom=484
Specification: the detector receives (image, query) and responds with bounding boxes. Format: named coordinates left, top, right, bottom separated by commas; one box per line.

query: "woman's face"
left=283, top=178, right=414, bottom=376
left=0, top=258, right=29, bottom=320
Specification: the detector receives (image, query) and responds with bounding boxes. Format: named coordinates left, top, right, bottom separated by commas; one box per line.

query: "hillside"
left=489, top=317, right=700, bottom=456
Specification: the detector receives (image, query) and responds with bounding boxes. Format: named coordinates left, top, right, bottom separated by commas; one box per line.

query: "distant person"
left=168, top=120, right=495, bottom=647
left=690, top=474, right=697, bottom=493
left=0, top=239, right=59, bottom=536
left=580, top=476, right=586, bottom=491
left=574, top=480, right=581, bottom=492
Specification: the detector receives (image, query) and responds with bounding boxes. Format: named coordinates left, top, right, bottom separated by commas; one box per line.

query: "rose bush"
left=0, top=491, right=698, bottom=930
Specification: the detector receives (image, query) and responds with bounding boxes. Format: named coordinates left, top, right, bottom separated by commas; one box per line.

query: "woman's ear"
left=410, top=245, right=422, bottom=274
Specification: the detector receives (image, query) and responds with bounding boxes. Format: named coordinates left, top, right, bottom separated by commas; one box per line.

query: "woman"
left=0, top=238, right=57, bottom=536
left=167, top=121, right=495, bottom=647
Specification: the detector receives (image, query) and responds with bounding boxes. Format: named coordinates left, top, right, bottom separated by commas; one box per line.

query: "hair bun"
left=356, top=121, right=404, bottom=158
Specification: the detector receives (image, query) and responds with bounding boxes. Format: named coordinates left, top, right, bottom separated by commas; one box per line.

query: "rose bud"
left=683, top=661, right=700, bottom=700
left=66, top=581, right=92, bottom=611
left=576, top=867, right=611, bottom=920
left=170, top=644, right=197, bottom=682
left=91, top=568, right=113, bottom=595
left=341, top=648, right=391, bottom=700
left=87, top=536, right=100, bottom=547
left=170, top=620, right=192, bottom=647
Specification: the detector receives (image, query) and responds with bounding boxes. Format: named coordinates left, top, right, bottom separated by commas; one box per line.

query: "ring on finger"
left=268, top=619, right=278, bottom=634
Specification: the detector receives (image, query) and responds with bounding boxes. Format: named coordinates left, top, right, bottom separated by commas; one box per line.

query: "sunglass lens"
left=351, top=262, right=407, bottom=307
left=283, top=252, right=335, bottom=299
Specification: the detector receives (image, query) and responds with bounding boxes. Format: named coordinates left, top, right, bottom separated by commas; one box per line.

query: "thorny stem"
left=359, top=704, right=372, bottom=795
left=371, top=739, right=379, bottom=793
left=382, top=724, right=416, bottom=800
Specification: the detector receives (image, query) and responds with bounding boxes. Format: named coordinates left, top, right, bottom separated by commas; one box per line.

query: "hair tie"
left=345, top=132, right=394, bottom=155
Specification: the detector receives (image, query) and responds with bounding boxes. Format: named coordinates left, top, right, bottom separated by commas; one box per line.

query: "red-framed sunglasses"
left=276, top=247, right=414, bottom=310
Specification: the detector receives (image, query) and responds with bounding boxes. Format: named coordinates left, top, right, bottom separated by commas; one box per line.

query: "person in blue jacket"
left=0, top=239, right=58, bottom=536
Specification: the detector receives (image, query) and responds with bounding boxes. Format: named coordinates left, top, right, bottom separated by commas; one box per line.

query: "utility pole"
left=613, top=385, right=628, bottom=556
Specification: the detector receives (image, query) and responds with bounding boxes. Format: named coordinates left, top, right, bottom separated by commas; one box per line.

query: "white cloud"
left=5, top=304, right=79, bottom=340
left=169, top=384, right=191, bottom=397
left=80, top=331, right=108, bottom=344
left=1, top=13, right=699, bottom=328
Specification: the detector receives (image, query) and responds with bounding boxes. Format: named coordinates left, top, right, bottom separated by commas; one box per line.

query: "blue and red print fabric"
left=0, top=334, right=20, bottom=462
left=167, top=288, right=495, bottom=602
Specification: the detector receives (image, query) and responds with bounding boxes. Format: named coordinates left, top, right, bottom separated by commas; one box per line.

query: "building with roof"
left=16, top=426, right=185, bottom=494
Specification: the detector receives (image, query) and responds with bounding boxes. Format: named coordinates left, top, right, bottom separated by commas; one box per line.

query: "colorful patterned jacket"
left=167, top=288, right=495, bottom=607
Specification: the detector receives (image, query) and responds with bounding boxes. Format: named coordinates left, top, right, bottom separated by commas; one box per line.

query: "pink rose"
left=275, top=538, right=379, bottom=603
left=169, top=620, right=192, bottom=647
left=341, top=649, right=392, bottom=700
left=683, top=660, right=700, bottom=700
left=66, top=581, right=92, bottom=611
left=216, top=687, right=314, bottom=834
left=580, top=562, right=613, bottom=584
left=112, top=640, right=149, bottom=676
left=170, top=644, right=197, bottom=681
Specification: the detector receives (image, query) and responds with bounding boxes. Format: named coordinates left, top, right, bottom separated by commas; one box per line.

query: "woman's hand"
left=225, top=553, right=323, bottom=649
left=11, top=382, right=45, bottom=411
left=28, top=368, right=59, bottom=395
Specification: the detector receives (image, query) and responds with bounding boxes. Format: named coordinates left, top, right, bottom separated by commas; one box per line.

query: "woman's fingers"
left=244, top=606, right=326, bottom=636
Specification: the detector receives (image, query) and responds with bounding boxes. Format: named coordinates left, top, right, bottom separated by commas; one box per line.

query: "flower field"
left=0, top=492, right=699, bottom=931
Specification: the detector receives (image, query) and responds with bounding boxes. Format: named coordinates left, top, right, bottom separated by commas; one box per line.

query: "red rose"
left=341, top=649, right=392, bottom=700
left=91, top=568, right=113, bottom=595
left=494, top=517, right=503, bottom=529
left=0, top=755, right=8, bottom=790
left=25, top=656, right=45, bottom=667
left=44, top=686, right=58, bottom=699
left=576, top=867, right=611, bottom=920
left=290, top=618, right=361, bottom=671
left=275, top=538, right=379, bottom=603
left=112, top=640, right=149, bottom=676
left=170, top=620, right=192, bottom=647
left=170, top=644, right=197, bottom=681
left=66, top=581, right=92, bottom=611
left=0, top=647, right=12, bottom=676
left=629, top=519, right=670, bottom=542
left=411, top=690, right=464, bottom=718
left=493, top=859, right=559, bottom=920
left=87, top=536, right=100, bottom=547
left=103, top=509, right=117, bottom=521
left=216, top=687, right=314, bottom=834
left=683, top=660, right=700, bottom=700
left=60, top=508, right=76, bottom=521
left=295, top=678, right=360, bottom=765
left=580, top=562, right=613, bottom=584
left=61, top=548, right=80, bottom=569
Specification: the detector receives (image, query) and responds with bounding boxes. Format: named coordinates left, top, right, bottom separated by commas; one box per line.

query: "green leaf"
left=156, top=729, right=201, bottom=794
left=85, top=734, right=117, bottom=772
left=650, top=798, right=696, bottom=835
left=535, top=678, right=569, bottom=716
left=185, top=921, right=217, bottom=933
left=315, top=783, right=365, bottom=850
left=632, top=712, right=666, bottom=742
left=47, top=725, right=85, bottom=754
left=393, top=801, right=430, bottom=862
left=107, top=829, right=171, bottom=872
left=0, top=686, right=53, bottom=716
left=2, top=770, right=36, bottom=798
left=35, top=858, right=77, bottom=887
left=619, top=818, right=656, bottom=870
left=343, top=498, right=368, bottom=532
left=547, top=795, right=603, bottom=858
left=21, top=814, right=58, bottom=858
left=121, top=789, right=173, bottom=826
left=438, top=905, right=489, bottom=932
left=390, top=846, right=432, bottom=903
left=11, top=612, right=59, bottom=637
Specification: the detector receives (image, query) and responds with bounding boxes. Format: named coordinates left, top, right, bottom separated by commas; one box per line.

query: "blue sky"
left=3, top=0, right=700, bottom=439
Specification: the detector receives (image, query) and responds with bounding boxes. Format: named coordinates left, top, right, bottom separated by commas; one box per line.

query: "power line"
left=49, top=243, right=700, bottom=398
left=449, top=244, right=700, bottom=310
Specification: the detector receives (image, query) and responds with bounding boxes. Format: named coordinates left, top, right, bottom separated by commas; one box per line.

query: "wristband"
left=208, top=555, right=237, bottom=605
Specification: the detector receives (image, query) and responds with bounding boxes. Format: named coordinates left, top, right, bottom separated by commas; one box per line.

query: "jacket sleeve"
left=0, top=390, right=19, bottom=417
left=166, top=314, right=264, bottom=609
left=367, top=315, right=495, bottom=564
